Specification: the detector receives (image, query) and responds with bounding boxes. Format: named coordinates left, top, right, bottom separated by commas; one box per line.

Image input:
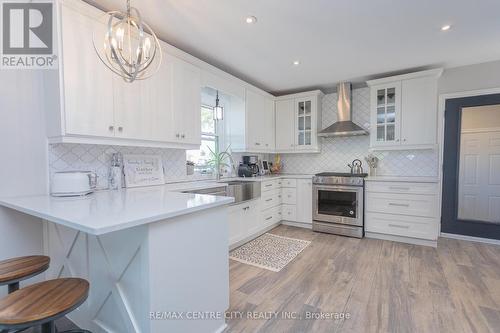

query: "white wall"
left=439, top=60, right=500, bottom=94
left=0, top=71, right=47, bottom=295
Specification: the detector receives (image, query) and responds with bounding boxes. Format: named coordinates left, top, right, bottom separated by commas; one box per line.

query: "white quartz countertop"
left=365, top=176, right=440, bottom=183
left=0, top=185, right=234, bottom=235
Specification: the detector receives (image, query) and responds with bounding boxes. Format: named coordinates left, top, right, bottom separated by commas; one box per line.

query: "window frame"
left=186, top=104, right=223, bottom=175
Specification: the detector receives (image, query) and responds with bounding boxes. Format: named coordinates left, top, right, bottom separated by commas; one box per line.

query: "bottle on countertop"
left=109, top=153, right=123, bottom=190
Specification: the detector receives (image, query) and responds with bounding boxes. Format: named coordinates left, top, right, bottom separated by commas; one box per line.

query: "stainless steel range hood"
left=318, top=82, right=368, bottom=137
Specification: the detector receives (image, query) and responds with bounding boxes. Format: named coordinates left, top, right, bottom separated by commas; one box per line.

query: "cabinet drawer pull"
left=265, top=216, right=273, bottom=221
left=242, top=206, right=250, bottom=211
left=255, top=142, right=261, bottom=146
left=388, top=223, right=410, bottom=229
left=265, top=198, right=273, bottom=202
left=265, top=184, right=273, bottom=188
left=388, top=203, right=409, bottom=207
left=388, top=186, right=410, bottom=191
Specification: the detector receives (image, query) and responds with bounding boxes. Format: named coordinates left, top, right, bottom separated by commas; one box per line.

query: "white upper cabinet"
left=172, top=57, right=202, bottom=145
left=246, top=88, right=275, bottom=151
left=367, top=69, right=442, bottom=150
left=295, top=96, right=318, bottom=151
left=401, top=76, right=439, bottom=146
left=228, top=88, right=275, bottom=153
left=59, top=3, right=115, bottom=138
left=148, top=44, right=175, bottom=142
left=113, top=78, right=151, bottom=140
left=369, top=82, right=402, bottom=147
left=275, top=99, right=295, bottom=151
left=275, top=91, right=323, bottom=153
left=45, top=0, right=202, bottom=149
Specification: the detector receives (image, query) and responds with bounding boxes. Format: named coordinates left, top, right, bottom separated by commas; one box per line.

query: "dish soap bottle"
left=109, top=153, right=123, bottom=190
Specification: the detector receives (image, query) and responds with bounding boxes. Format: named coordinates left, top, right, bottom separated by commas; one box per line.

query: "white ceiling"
left=87, top=0, right=500, bottom=95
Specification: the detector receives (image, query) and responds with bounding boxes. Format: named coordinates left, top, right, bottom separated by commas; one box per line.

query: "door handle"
left=388, top=186, right=410, bottom=191
left=388, top=202, right=409, bottom=207
left=388, top=223, right=410, bottom=229
left=265, top=216, right=273, bottom=221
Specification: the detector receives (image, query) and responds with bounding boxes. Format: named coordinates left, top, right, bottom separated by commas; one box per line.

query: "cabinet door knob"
left=176, top=133, right=180, bottom=138
left=181, top=134, right=185, bottom=139
left=403, top=138, right=407, bottom=142
left=396, top=139, right=400, bottom=142
left=108, top=126, right=114, bottom=131
left=118, top=126, right=123, bottom=132
left=255, top=142, right=261, bottom=146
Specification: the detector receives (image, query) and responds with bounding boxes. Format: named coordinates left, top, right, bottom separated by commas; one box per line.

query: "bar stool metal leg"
left=7, top=282, right=19, bottom=294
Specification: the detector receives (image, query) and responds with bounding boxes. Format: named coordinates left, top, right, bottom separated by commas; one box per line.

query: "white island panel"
left=44, top=205, right=229, bottom=333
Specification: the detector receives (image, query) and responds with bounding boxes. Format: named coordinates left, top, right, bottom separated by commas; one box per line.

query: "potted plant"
left=207, top=145, right=234, bottom=180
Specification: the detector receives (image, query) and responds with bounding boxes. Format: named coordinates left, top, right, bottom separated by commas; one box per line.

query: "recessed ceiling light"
left=293, top=60, right=300, bottom=66
left=246, top=16, right=257, bottom=24
left=441, top=24, right=451, bottom=31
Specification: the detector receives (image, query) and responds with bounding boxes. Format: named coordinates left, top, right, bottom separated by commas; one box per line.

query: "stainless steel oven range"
left=312, top=172, right=367, bottom=238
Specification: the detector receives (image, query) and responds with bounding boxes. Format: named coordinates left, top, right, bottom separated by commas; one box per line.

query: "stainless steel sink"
left=225, top=181, right=261, bottom=204
left=181, top=181, right=261, bottom=205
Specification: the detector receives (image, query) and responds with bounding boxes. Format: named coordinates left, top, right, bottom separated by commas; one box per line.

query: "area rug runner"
left=229, top=233, right=311, bottom=272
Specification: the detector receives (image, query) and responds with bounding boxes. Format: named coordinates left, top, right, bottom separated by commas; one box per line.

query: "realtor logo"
left=1, top=1, right=57, bottom=69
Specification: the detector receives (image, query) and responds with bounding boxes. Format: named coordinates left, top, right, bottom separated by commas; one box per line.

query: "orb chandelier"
left=93, top=0, right=162, bottom=83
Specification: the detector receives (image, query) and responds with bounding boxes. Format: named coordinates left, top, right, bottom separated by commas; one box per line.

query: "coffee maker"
left=238, top=155, right=260, bottom=177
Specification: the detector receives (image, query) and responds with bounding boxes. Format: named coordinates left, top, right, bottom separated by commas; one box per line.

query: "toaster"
left=51, top=171, right=97, bottom=197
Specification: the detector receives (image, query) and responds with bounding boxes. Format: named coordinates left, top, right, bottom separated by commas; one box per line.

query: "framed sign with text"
left=123, top=155, right=165, bottom=188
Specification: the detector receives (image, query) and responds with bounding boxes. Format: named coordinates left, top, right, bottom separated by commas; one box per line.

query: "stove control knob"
left=349, top=210, right=354, bottom=215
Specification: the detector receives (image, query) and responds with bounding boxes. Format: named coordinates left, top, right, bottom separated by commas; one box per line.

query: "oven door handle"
left=313, top=185, right=363, bottom=192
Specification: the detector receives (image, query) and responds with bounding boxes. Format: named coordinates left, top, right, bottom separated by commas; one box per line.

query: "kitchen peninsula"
left=0, top=186, right=234, bottom=333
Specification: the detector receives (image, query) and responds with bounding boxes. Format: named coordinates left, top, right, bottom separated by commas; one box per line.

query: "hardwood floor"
left=225, top=225, right=500, bottom=333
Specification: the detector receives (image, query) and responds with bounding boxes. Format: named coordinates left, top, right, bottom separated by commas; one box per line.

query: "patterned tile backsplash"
left=48, top=144, right=211, bottom=189
left=278, top=88, right=439, bottom=177
left=48, top=87, right=438, bottom=188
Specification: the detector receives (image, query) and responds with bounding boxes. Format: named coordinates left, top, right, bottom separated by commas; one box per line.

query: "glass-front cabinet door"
left=295, top=97, right=316, bottom=150
left=370, top=82, right=401, bottom=147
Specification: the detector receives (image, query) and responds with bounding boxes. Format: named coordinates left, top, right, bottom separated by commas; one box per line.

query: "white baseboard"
left=365, top=232, right=437, bottom=248
left=281, top=220, right=312, bottom=229
left=440, top=232, right=500, bottom=246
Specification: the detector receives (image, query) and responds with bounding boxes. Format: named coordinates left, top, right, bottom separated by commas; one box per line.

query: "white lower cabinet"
left=280, top=178, right=313, bottom=225
left=365, top=180, right=439, bottom=245
left=282, top=205, right=297, bottom=221
left=365, top=212, right=437, bottom=240
left=229, top=178, right=314, bottom=249
left=228, top=199, right=261, bottom=246
left=296, top=179, right=313, bottom=224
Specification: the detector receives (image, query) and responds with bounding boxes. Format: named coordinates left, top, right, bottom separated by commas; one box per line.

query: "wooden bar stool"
left=0, top=278, right=91, bottom=333
left=0, top=256, right=50, bottom=294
